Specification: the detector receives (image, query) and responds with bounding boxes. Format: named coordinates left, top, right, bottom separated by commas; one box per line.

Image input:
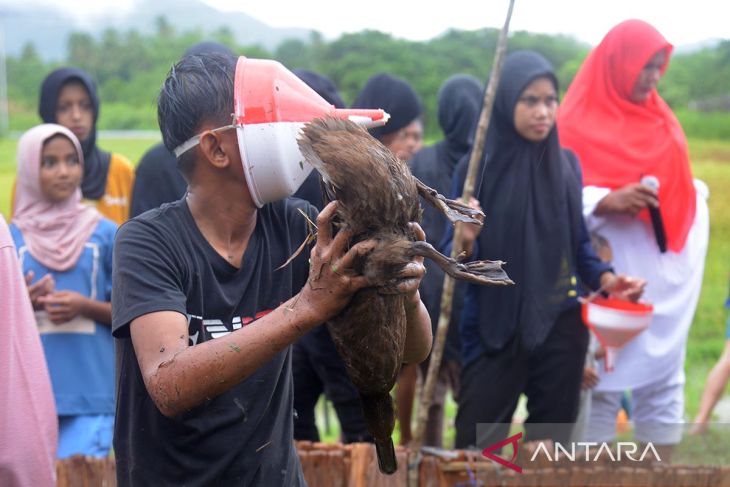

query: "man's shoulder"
left=117, top=200, right=188, bottom=242
left=137, top=198, right=187, bottom=221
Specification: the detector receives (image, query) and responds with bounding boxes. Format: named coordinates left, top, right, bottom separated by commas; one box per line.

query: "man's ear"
left=198, top=131, right=231, bottom=170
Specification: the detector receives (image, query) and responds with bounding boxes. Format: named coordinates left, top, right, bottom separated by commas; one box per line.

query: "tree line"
left=6, top=17, right=730, bottom=139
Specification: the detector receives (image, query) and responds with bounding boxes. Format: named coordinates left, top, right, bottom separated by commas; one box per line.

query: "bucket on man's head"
left=232, top=57, right=390, bottom=207
left=582, top=298, right=653, bottom=372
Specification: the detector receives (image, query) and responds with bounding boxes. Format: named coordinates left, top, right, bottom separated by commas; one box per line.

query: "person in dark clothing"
left=409, top=74, right=483, bottom=447
left=446, top=51, right=645, bottom=449
left=293, top=70, right=346, bottom=113
left=290, top=69, right=371, bottom=444
left=351, top=72, right=424, bottom=445
left=129, top=143, right=187, bottom=218
left=112, top=53, right=431, bottom=486
left=129, top=41, right=234, bottom=218
left=352, top=73, right=424, bottom=163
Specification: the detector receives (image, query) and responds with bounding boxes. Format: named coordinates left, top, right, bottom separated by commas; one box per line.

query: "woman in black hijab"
left=352, top=73, right=423, bottom=162
left=38, top=68, right=134, bottom=224
left=408, top=74, right=483, bottom=447
left=448, top=51, right=644, bottom=449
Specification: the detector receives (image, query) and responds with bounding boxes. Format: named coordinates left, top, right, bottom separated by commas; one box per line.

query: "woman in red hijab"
left=558, top=20, right=709, bottom=459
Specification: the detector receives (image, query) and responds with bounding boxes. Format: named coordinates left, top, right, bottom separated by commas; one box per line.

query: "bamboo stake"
left=408, top=1, right=516, bottom=485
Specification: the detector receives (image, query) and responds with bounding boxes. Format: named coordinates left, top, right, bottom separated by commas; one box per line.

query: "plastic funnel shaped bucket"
left=233, top=57, right=390, bottom=207
left=582, top=298, right=653, bottom=372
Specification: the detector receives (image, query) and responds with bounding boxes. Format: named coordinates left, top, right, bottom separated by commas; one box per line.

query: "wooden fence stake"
left=408, top=2, right=516, bottom=485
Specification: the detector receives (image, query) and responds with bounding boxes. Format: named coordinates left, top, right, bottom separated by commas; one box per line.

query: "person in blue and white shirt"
left=10, top=123, right=116, bottom=459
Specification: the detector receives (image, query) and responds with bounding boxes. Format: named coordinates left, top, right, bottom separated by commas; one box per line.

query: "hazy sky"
left=13, top=0, right=730, bottom=47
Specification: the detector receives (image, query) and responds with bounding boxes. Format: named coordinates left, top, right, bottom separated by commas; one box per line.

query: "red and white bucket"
left=233, top=57, right=389, bottom=207
left=582, top=298, right=653, bottom=372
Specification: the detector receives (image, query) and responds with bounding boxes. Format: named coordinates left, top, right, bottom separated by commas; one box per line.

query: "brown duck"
left=298, top=117, right=513, bottom=474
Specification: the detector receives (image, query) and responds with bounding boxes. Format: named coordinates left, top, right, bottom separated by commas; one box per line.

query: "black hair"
left=157, top=53, right=237, bottom=178
left=183, top=41, right=235, bottom=59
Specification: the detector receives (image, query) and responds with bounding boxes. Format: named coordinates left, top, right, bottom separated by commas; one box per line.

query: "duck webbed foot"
left=410, top=241, right=514, bottom=286
left=414, top=178, right=484, bottom=225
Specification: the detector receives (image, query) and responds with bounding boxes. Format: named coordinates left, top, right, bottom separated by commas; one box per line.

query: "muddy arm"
left=414, top=177, right=484, bottom=225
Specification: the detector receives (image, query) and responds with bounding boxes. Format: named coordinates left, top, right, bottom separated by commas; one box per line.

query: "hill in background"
left=2, top=0, right=312, bottom=60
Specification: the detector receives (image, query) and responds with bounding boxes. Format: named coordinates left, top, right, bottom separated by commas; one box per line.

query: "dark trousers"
left=455, top=306, right=588, bottom=449
left=293, top=326, right=371, bottom=443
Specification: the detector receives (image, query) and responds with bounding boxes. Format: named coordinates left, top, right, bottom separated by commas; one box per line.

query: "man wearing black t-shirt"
left=111, top=53, right=432, bottom=486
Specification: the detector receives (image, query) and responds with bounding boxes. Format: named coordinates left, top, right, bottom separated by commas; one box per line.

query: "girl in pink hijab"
left=9, top=124, right=117, bottom=459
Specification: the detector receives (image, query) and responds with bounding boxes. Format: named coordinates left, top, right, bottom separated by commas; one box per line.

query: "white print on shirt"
left=186, top=310, right=273, bottom=346
left=36, top=312, right=95, bottom=334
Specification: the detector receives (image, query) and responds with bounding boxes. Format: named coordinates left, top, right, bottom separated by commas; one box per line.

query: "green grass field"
left=1, top=135, right=729, bottom=447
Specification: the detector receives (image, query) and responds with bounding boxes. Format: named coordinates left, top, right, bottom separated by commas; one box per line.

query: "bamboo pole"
left=408, top=1, right=516, bottom=485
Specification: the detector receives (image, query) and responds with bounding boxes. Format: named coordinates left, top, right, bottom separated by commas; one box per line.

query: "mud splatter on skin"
left=229, top=344, right=241, bottom=353
left=148, top=348, right=188, bottom=416
left=160, top=346, right=165, bottom=353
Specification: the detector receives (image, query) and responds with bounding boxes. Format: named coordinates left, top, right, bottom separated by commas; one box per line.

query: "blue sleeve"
left=565, top=150, right=613, bottom=290
left=8, top=223, right=23, bottom=256
left=576, top=216, right=613, bottom=291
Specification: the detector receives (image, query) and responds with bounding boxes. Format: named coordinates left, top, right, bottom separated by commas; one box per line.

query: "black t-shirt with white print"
left=112, top=197, right=315, bottom=486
